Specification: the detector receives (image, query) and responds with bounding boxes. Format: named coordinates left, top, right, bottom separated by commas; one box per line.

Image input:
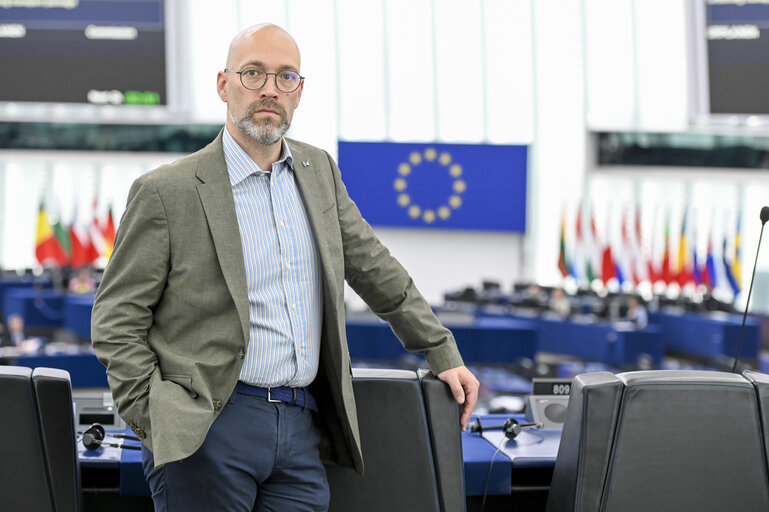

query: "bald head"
left=217, top=23, right=304, bottom=160
left=226, top=23, right=301, bottom=72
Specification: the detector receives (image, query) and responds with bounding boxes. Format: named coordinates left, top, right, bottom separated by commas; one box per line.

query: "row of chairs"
left=6, top=364, right=769, bottom=512
left=0, top=366, right=80, bottom=512
left=548, top=369, right=769, bottom=511
left=0, top=366, right=464, bottom=512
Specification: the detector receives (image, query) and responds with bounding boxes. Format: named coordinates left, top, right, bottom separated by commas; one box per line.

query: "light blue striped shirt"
left=222, top=127, right=323, bottom=388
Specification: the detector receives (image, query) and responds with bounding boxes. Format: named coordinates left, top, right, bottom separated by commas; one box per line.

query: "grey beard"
left=230, top=110, right=290, bottom=145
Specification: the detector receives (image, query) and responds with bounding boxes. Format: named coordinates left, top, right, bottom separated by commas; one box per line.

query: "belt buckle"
left=267, top=388, right=281, bottom=403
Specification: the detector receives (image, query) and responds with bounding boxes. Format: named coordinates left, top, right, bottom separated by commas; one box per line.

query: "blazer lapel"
left=289, top=141, right=340, bottom=298
left=194, top=134, right=250, bottom=344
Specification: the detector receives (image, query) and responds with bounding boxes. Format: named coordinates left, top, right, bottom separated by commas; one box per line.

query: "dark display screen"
left=706, top=1, right=769, bottom=115
left=532, top=379, right=572, bottom=396
left=0, top=0, right=167, bottom=105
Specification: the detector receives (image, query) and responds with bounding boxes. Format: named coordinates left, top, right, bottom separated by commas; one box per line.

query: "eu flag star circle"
left=392, top=147, right=466, bottom=224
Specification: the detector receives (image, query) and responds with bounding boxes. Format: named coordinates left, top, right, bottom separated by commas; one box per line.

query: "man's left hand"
left=436, top=366, right=480, bottom=431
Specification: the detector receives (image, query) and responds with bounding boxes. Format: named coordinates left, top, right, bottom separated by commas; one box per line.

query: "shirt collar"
left=222, top=126, right=294, bottom=187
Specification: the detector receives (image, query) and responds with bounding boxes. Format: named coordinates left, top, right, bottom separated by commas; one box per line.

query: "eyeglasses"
left=224, top=67, right=304, bottom=93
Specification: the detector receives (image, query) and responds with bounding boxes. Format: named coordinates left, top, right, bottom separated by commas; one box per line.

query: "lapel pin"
left=302, top=161, right=310, bottom=167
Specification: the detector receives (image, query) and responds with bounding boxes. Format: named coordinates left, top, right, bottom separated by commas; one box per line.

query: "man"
left=91, top=23, right=478, bottom=511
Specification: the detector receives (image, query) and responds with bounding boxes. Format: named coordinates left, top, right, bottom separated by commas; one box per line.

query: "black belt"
left=235, top=381, right=317, bottom=412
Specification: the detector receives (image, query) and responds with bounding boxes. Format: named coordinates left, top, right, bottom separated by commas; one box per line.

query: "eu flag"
left=337, top=141, right=527, bottom=232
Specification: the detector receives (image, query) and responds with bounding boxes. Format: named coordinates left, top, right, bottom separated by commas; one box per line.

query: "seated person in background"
left=626, top=297, right=649, bottom=329
left=4, top=314, right=42, bottom=353
left=517, top=283, right=549, bottom=309
left=549, top=288, right=571, bottom=317
left=0, top=317, right=9, bottom=347
left=68, top=268, right=96, bottom=294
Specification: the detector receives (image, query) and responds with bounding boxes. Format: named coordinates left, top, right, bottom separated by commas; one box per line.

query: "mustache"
left=244, top=100, right=287, bottom=119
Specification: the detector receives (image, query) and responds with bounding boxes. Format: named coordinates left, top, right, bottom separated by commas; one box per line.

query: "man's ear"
left=293, top=79, right=304, bottom=109
left=216, top=71, right=228, bottom=102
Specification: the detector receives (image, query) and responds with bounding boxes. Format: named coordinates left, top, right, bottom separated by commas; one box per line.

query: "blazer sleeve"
left=326, top=152, right=465, bottom=374
left=91, top=176, right=170, bottom=439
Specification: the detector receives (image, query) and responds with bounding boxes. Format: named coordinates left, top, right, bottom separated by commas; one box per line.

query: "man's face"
left=218, top=26, right=303, bottom=146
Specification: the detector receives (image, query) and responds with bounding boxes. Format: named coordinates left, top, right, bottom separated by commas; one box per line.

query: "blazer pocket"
left=322, top=201, right=336, bottom=214
left=163, top=373, right=198, bottom=399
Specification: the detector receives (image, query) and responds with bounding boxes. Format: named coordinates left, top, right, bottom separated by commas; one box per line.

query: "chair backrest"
left=0, top=365, right=54, bottom=512
left=419, top=369, right=466, bottom=511
left=546, top=370, right=769, bottom=512
left=32, top=367, right=82, bottom=512
left=326, top=368, right=465, bottom=512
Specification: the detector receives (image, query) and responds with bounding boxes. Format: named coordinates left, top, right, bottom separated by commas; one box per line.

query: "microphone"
left=732, top=206, right=769, bottom=372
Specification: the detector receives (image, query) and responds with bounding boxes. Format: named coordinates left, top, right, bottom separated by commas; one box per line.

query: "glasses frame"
left=224, top=67, right=305, bottom=93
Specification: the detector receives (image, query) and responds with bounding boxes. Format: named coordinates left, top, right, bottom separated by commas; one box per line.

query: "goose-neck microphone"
left=732, top=206, right=769, bottom=372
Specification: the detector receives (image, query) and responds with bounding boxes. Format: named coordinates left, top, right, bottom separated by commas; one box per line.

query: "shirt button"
left=285, top=263, right=290, bottom=269
left=238, top=349, right=245, bottom=359
left=292, top=304, right=296, bottom=310
left=280, top=221, right=285, bottom=227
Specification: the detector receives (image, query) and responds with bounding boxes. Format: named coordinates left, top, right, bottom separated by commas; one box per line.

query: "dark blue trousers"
left=142, top=389, right=330, bottom=511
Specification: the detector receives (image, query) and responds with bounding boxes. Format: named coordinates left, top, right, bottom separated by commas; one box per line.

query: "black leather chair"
left=32, top=367, right=82, bottom=512
left=0, top=365, right=54, bottom=511
left=325, top=368, right=465, bottom=512
left=546, top=370, right=769, bottom=512
left=419, top=368, right=466, bottom=510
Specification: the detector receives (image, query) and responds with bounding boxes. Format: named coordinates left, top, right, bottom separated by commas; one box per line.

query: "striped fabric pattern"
left=223, top=127, right=322, bottom=388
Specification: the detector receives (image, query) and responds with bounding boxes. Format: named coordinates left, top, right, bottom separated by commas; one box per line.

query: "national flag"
left=723, top=237, right=740, bottom=295
left=588, top=209, right=602, bottom=282
left=632, top=205, right=649, bottom=284
left=703, top=237, right=717, bottom=289
left=557, top=208, right=570, bottom=278
left=90, top=198, right=106, bottom=260
left=600, top=216, right=617, bottom=284
left=35, top=202, right=68, bottom=266
left=616, top=210, right=635, bottom=286
left=661, top=213, right=673, bottom=285
left=337, top=141, right=527, bottom=232
left=52, top=215, right=71, bottom=264
left=723, top=212, right=742, bottom=295
left=575, top=205, right=586, bottom=283
left=69, top=205, right=95, bottom=268
left=732, top=211, right=742, bottom=286
left=601, top=245, right=616, bottom=284
left=692, top=246, right=702, bottom=286
left=676, top=211, right=692, bottom=287
left=691, top=222, right=702, bottom=286
left=102, top=206, right=116, bottom=259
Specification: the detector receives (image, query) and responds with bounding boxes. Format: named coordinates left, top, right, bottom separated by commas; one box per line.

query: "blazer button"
left=213, top=399, right=222, bottom=411
left=238, top=349, right=245, bottom=360
left=129, top=422, right=146, bottom=439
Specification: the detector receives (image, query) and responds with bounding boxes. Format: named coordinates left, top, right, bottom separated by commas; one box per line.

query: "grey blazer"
left=91, top=132, right=464, bottom=472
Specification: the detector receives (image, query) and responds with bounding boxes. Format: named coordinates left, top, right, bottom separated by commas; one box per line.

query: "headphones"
left=469, top=417, right=541, bottom=440
left=80, top=423, right=141, bottom=451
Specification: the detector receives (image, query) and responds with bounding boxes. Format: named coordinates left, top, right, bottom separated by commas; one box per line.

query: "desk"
left=535, top=317, right=663, bottom=367
left=2, top=287, right=64, bottom=328
left=18, top=352, right=108, bottom=388
left=80, top=416, right=561, bottom=500
left=462, top=414, right=560, bottom=496
left=346, top=318, right=538, bottom=365
left=650, top=310, right=760, bottom=362
left=63, top=294, right=96, bottom=340
left=0, top=276, right=52, bottom=309
left=78, top=430, right=148, bottom=497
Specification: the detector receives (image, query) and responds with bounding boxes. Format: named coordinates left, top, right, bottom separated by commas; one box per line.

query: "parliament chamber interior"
left=3, top=1, right=769, bottom=511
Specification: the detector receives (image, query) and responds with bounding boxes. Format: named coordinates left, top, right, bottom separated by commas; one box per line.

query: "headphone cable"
left=479, top=434, right=506, bottom=512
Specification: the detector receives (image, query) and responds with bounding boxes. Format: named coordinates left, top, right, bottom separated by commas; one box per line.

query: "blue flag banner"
left=337, top=141, right=527, bottom=232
